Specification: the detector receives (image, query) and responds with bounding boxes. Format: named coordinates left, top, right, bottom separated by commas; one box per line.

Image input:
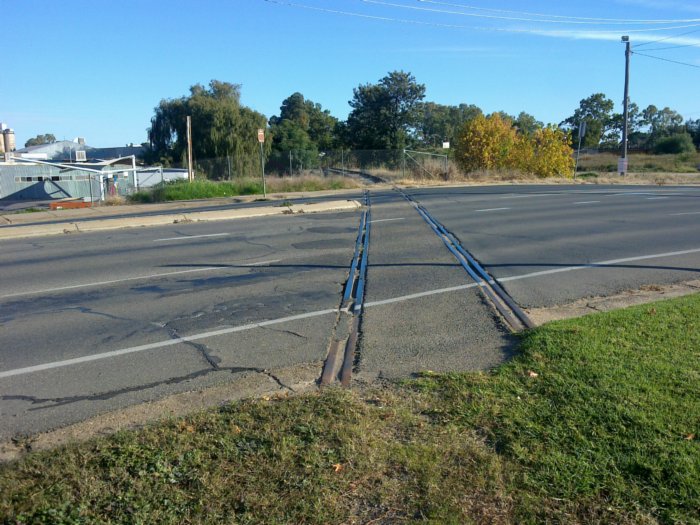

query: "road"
left=1, top=184, right=699, bottom=440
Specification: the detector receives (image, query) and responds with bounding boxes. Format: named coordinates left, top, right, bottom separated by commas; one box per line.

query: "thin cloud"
left=613, top=0, right=700, bottom=14
left=529, top=29, right=700, bottom=46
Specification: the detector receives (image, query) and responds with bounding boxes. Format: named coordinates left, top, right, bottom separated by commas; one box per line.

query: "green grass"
left=1, top=295, right=699, bottom=524
left=129, top=176, right=359, bottom=203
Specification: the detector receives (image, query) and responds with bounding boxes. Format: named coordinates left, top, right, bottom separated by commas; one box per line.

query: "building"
left=0, top=157, right=139, bottom=202
left=15, top=140, right=144, bottom=162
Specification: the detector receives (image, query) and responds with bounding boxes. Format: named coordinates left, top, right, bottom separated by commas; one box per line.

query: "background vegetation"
left=124, top=71, right=699, bottom=182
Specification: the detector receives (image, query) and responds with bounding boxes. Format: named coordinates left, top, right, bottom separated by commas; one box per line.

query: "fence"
left=169, top=149, right=452, bottom=182
left=0, top=157, right=146, bottom=202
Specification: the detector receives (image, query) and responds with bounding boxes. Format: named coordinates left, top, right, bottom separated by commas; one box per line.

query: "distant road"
left=1, top=184, right=699, bottom=440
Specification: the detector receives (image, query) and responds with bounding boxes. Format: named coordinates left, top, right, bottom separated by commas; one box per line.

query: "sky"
left=3, top=0, right=700, bottom=147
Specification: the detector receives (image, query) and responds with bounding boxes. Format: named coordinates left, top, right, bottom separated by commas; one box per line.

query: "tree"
left=416, top=102, right=482, bottom=147
left=267, top=92, right=338, bottom=173
left=528, top=126, right=575, bottom=178
left=513, top=112, right=543, bottom=137
left=454, top=113, right=521, bottom=172
left=561, top=93, right=615, bottom=148
left=686, top=119, right=700, bottom=149
left=346, top=71, right=426, bottom=150
left=605, top=102, right=641, bottom=148
left=642, top=105, right=685, bottom=146
left=24, top=134, right=56, bottom=148
left=146, top=80, right=269, bottom=179
left=455, top=114, right=573, bottom=178
left=269, top=92, right=338, bottom=151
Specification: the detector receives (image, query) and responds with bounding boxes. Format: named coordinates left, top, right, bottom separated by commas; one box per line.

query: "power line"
left=264, top=0, right=700, bottom=37
left=634, top=28, right=700, bottom=47
left=643, top=42, right=700, bottom=52
left=416, top=0, right=700, bottom=25
left=360, top=0, right=700, bottom=33
left=633, top=51, right=700, bottom=69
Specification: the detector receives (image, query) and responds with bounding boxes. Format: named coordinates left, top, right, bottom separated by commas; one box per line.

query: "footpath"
left=0, top=190, right=362, bottom=241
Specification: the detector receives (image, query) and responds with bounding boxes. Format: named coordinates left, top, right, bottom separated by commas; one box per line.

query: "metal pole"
left=289, top=150, right=292, bottom=176
left=402, top=149, right=406, bottom=179
left=621, top=37, right=631, bottom=176
left=574, top=123, right=584, bottom=179
left=260, top=142, right=266, bottom=198
left=341, top=148, right=345, bottom=176
left=186, top=115, right=194, bottom=182
left=227, top=155, right=232, bottom=180
left=132, top=155, right=138, bottom=190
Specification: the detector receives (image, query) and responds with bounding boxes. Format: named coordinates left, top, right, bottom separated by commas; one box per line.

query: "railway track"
left=321, top=181, right=532, bottom=388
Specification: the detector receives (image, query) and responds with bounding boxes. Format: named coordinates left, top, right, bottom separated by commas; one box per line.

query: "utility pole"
left=257, top=128, right=266, bottom=198
left=186, top=115, right=194, bottom=182
left=620, top=36, right=631, bottom=176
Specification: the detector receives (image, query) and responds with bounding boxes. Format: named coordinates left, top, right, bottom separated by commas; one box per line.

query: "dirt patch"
left=0, top=362, right=322, bottom=463
left=527, top=279, right=700, bottom=326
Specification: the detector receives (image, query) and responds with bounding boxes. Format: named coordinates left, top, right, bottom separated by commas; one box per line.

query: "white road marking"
left=475, top=208, right=510, bottom=213
left=154, top=233, right=230, bottom=242
left=0, top=260, right=283, bottom=299
left=245, top=259, right=282, bottom=266
left=670, top=211, right=700, bottom=216
left=499, top=194, right=549, bottom=199
left=370, top=218, right=405, bottom=224
left=499, top=247, right=700, bottom=283
left=574, top=201, right=601, bottom=205
left=365, top=284, right=477, bottom=308
left=647, top=197, right=669, bottom=200
left=4, top=247, right=700, bottom=379
left=0, top=309, right=338, bottom=379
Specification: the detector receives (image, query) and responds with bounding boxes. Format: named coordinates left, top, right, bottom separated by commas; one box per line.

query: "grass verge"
left=1, top=295, right=698, bottom=524
left=129, top=175, right=359, bottom=203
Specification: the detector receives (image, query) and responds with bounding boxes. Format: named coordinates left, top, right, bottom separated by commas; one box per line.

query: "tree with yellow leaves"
left=454, top=114, right=574, bottom=178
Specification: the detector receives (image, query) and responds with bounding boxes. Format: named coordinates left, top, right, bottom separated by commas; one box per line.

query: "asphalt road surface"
left=1, top=184, right=699, bottom=440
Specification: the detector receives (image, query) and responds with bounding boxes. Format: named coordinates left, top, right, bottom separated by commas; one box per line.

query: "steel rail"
left=398, top=188, right=534, bottom=331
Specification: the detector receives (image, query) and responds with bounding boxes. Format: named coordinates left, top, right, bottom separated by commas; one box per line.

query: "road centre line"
left=670, top=211, right=700, bottom=216
left=0, top=260, right=282, bottom=300
left=647, top=197, right=669, bottom=200
left=499, top=194, right=549, bottom=199
left=154, top=233, right=230, bottom=242
left=3, top=246, right=700, bottom=379
left=475, top=208, right=510, bottom=213
left=364, top=284, right=476, bottom=307
left=0, top=309, right=338, bottom=379
left=498, top=247, right=700, bottom=283
left=574, top=201, right=601, bottom=205
left=370, top=218, right=405, bottom=224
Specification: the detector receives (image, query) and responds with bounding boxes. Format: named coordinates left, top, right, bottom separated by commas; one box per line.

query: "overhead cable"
left=415, top=0, right=700, bottom=25
left=633, top=51, right=700, bottom=69
left=360, top=0, right=700, bottom=33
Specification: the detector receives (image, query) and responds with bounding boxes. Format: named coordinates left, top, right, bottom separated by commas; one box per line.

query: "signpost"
left=258, top=129, right=266, bottom=198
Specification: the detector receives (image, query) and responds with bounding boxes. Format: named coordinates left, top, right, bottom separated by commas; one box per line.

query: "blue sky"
left=4, top=0, right=700, bottom=147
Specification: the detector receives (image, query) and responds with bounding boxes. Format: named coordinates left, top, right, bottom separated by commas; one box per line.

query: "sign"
left=442, top=141, right=450, bottom=149
left=257, top=129, right=265, bottom=144
left=579, top=121, right=587, bottom=138
left=618, top=157, right=628, bottom=175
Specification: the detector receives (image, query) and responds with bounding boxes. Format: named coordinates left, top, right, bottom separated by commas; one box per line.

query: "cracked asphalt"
left=1, top=184, right=700, bottom=440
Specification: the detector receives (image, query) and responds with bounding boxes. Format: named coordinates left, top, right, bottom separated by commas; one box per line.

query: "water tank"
left=4, top=129, right=16, bottom=152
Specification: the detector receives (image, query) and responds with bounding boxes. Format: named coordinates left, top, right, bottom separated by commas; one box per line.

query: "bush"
left=454, top=115, right=574, bottom=178
left=653, top=133, right=696, bottom=155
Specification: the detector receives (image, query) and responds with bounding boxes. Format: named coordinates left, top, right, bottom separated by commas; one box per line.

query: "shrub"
left=454, top=115, right=574, bottom=178
left=653, top=133, right=696, bottom=155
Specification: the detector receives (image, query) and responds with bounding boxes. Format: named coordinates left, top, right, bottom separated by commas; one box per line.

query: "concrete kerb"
left=0, top=200, right=362, bottom=241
